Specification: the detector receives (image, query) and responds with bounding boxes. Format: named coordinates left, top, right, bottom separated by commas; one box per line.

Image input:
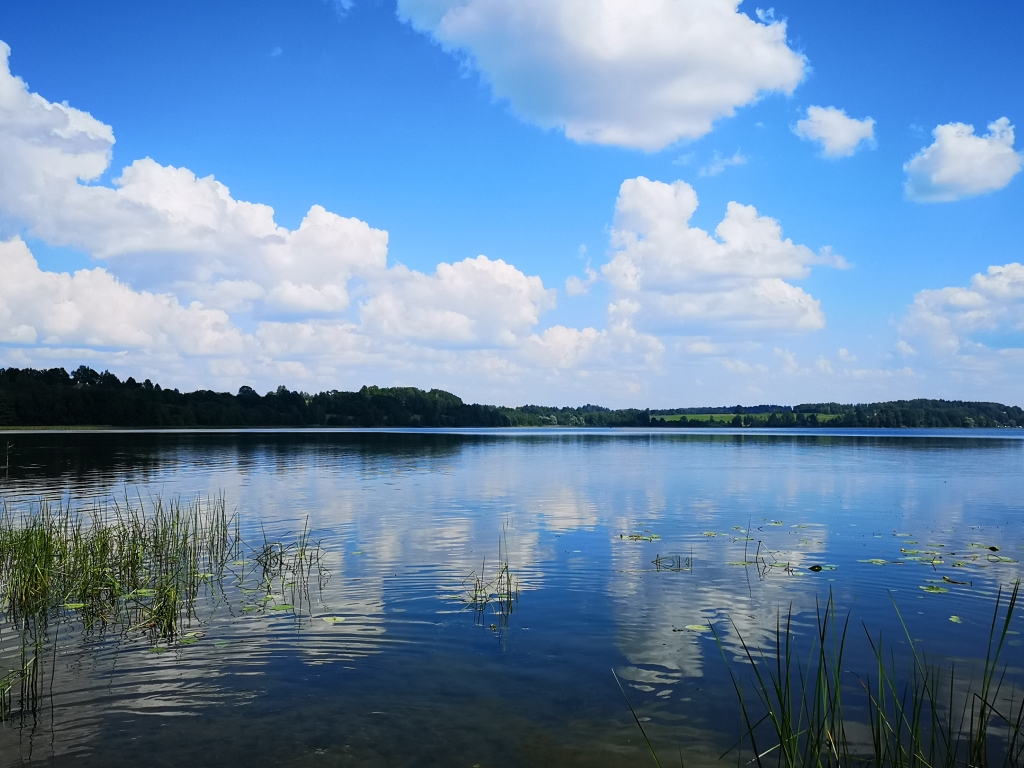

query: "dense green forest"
left=0, top=366, right=1021, bottom=429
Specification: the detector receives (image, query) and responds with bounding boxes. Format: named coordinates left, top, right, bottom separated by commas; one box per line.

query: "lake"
left=0, top=429, right=1022, bottom=767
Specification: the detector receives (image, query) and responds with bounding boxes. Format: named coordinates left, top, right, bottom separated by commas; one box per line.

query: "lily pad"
left=920, top=585, right=949, bottom=594
left=269, top=604, right=294, bottom=611
left=808, top=565, right=824, bottom=572
left=214, top=640, right=230, bottom=648
left=949, top=615, right=962, bottom=624
left=684, top=624, right=711, bottom=633
left=858, top=559, right=888, bottom=565
left=64, top=602, right=87, bottom=609
left=988, top=555, right=1018, bottom=563
left=179, top=636, right=199, bottom=645
left=322, top=616, right=346, bottom=625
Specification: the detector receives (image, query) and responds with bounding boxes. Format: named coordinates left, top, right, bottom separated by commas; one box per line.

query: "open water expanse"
left=0, top=428, right=1022, bottom=767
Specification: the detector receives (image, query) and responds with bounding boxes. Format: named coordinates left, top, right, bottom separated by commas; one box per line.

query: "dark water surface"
left=0, top=429, right=1022, bottom=767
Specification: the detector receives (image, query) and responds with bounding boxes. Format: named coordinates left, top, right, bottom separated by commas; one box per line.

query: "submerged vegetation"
left=1, top=365, right=1021, bottom=428
left=0, top=494, right=327, bottom=720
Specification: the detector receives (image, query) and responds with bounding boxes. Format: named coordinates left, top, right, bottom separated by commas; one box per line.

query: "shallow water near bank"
left=1, top=428, right=1023, bottom=767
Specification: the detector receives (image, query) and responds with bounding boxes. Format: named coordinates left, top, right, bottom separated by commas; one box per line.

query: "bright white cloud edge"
left=904, top=118, right=1023, bottom=202
left=794, top=106, right=875, bottom=158
left=396, top=0, right=806, bottom=151
left=901, top=262, right=1024, bottom=355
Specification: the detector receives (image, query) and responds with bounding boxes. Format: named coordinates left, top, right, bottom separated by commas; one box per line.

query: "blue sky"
left=0, top=0, right=1022, bottom=406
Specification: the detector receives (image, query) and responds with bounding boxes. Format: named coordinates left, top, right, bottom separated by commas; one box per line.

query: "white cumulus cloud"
left=904, top=118, right=1023, bottom=202
left=794, top=106, right=875, bottom=157
left=0, top=237, right=243, bottom=355
left=0, top=42, right=388, bottom=315
left=0, top=40, right=576, bottom=389
left=360, top=256, right=556, bottom=345
left=396, top=0, right=806, bottom=151
left=600, top=177, right=845, bottom=332
left=522, top=326, right=607, bottom=369
left=901, top=262, right=1024, bottom=354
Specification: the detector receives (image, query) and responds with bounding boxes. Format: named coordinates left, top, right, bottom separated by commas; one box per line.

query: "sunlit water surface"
left=0, top=429, right=1022, bottom=767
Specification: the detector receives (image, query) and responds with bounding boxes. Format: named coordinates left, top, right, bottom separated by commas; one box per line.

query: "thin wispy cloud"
left=699, top=151, right=747, bottom=177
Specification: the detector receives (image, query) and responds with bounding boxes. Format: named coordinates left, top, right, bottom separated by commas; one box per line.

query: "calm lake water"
left=0, top=429, right=1022, bottom=767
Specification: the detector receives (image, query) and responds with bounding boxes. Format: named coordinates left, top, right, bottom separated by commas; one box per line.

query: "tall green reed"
left=0, top=492, right=329, bottom=722
left=711, top=582, right=1022, bottom=768
left=247, top=516, right=329, bottom=612
left=463, top=523, right=519, bottom=629
left=0, top=494, right=238, bottom=719
left=0, top=494, right=236, bottom=639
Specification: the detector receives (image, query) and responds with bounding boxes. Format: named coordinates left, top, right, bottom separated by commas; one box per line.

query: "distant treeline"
left=0, top=366, right=1020, bottom=429
left=651, top=401, right=1024, bottom=428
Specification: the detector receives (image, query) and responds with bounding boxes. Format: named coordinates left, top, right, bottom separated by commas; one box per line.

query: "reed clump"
left=0, top=493, right=330, bottom=721
left=0, top=494, right=241, bottom=719
left=463, top=524, right=519, bottom=628
left=713, top=582, right=1023, bottom=768
left=0, top=494, right=237, bottom=640
left=247, top=517, right=329, bottom=613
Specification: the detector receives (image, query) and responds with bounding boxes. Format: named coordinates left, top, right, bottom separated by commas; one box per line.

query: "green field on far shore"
left=658, top=412, right=841, bottom=422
